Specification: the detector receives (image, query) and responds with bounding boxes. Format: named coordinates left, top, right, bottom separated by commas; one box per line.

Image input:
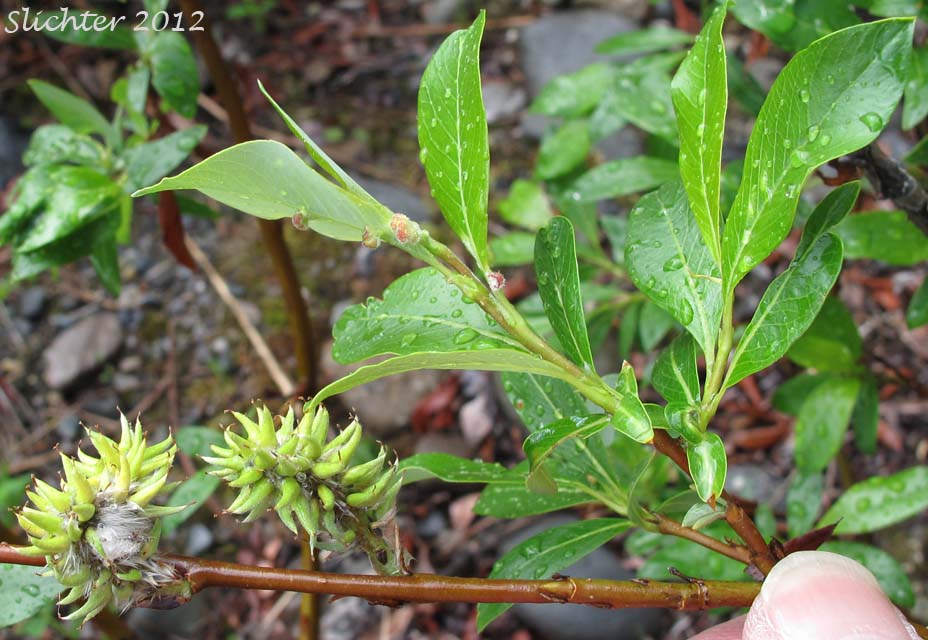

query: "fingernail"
left=744, top=551, right=918, bottom=640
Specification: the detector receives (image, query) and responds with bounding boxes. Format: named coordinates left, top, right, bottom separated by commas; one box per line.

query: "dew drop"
left=696, top=123, right=705, bottom=138
left=662, top=256, right=684, bottom=272
left=444, top=87, right=452, bottom=98
left=819, top=133, right=832, bottom=146
left=789, top=149, right=810, bottom=168
left=453, top=329, right=478, bottom=345
left=825, top=74, right=835, bottom=85
left=418, top=148, right=429, bottom=164
left=645, top=277, right=657, bottom=289
left=430, top=117, right=437, bottom=127
left=783, top=138, right=792, bottom=150
left=678, top=298, right=694, bottom=325
left=429, top=296, right=438, bottom=304
left=451, top=309, right=463, bottom=318
left=697, top=88, right=706, bottom=106
left=651, top=240, right=662, bottom=248
left=410, top=291, right=420, bottom=300
left=807, top=125, right=820, bottom=142
left=859, top=112, right=884, bottom=132
left=799, top=89, right=811, bottom=103
left=400, top=334, right=417, bottom=348
left=534, top=405, right=546, bottom=417
left=857, top=497, right=872, bottom=511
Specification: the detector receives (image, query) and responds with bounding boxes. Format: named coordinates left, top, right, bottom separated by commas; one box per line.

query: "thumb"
left=743, top=550, right=920, bottom=640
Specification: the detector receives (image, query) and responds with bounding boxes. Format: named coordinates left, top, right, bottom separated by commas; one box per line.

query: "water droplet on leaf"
left=859, top=112, right=884, bottom=132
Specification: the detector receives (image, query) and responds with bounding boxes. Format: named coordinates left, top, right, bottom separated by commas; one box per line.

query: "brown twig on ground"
left=0, top=544, right=761, bottom=611
left=853, top=144, right=928, bottom=236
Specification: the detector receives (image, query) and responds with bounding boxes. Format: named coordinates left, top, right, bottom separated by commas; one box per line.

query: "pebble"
left=42, top=312, right=124, bottom=390
left=17, top=287, right=47, bottom=320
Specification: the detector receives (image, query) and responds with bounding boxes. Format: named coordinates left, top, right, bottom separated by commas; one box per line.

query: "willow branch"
left=853, top=144, right=928, bottom=236
left=0, top=545, right=761, bottom=611
left=654, top=514, right=751, bottom=565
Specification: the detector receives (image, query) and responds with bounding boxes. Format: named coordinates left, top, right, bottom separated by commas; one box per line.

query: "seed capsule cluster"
left=16, top=415, right=185, bottom=624
left=204, top=405, right=404, bottom=574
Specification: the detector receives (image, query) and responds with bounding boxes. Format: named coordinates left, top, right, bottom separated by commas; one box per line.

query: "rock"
left=520, top=11, right=636, bottom=98
left=42, top=312, right=124, bottom=390
left=17, top=287, right=47, bottom=320
left=459, top=393, right=495, bottom=445
left=184, top=523, right=214, bottom=556
left=320, top=339, right=444, bottom=436
left=423, top=0, right=467, bottom=24
left=726, top=464, right=783, bottom=505
left=355, top=178, right=436, bottom=222
left=418, top=510, right=448, bottom=539
left=56, top=412, right=81, bottom=442
left=502, top=514, right=665, bottom=640
left=414, top=432, right=472, bottom=457
left=483, top=80, right=527, bottom=124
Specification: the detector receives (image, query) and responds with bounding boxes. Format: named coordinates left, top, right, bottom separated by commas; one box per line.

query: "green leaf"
left=727, top=55, right=765, bottom=117
left=524, top=416, right=609, bottom=493
left=500, top=372, right=588, bottom=432
left=39, top=10, right=137, bottom=49
left=475, top=465, right=593, bottom=518
left=638, top=521, right=746, bottom=581
left=307, top=350, right=575, bottom=413
left=147, top=32, right=199, bottom=118
left=497, top=179, right=552, bottom=230
left=671, top=2, right=727, bottom=266
left=534, top=217, right=594, bottom=368
left=638, top=301, right=678, bottom=351
left=133, top=140, right=393, bottom=241
left=611, top=361, right=653, bottom=443
left=332, top=267, right=523, bottom=363
left=607, top=72, right=677, bottom=140
left=566, top=157, right=678, bottom=203
left=490, top=232, right=535, bottom=266
left=819, top=541, right=914, bottom=608
left=90, top=235, right=120, bottom=296
left=835, top=211, right=928, bottom=265
left=733, top=0, right=861, bottom=52
left=787, top=296, right=862, bottom=372
left=820, top=466, right=928, bottom=533
left=174, top=426, right=224, bottom=457
left=0, top=564, right=60, bottom=628
left=772, top=372, right=832, bottom=416
left=258, top=80, right=375, bottom=203
left=687, top=432, right=727, bottom=503
left=399, top=453, right=509, bottom=484
left=27, top=80, right=112, bottom=139
left=535, top=120, right=591, bottom=180
left=800, top=181, right=861, bottom=256
left=476, top=518, right=631, bottom=630
left=904, top=46, right=928, bottom=129
left=11, top=213, right=119, bottom=283
left=23, top=125, right=102, bottom=167
left=16, top=167, right=122, bottom=252
left=0, top=474, right=30, bottom=527
left=725, top=234, right=844, bottom=388
left=625, top=180, right=722, bottom=359
left=530, top=63, right=614, bottom=117
left=652, top=333, right=700, bottom=405
left=125, top=66, right=151, bottom=115
left=161, top=470, right=221, bottom=534
left=417, top=11, right=490, bottom=272
left=795, top=376, right=861, bottom=473
left=123, top=125, right=207, bottom=192
left=596, top=27, right=693, bottom=56
left=787, top=471, right=824, bottom=537
left=721, top=19, right=913, bottom=291
left=851, top=373, right=880, bottom=454
left=907, top=277, right=928, bottom=328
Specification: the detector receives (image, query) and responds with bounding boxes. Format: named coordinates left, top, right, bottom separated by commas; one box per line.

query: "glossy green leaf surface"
left=671, top=2, right=727, bottom=266
left=834, top=211, right=928, bottom=265
left=795, top=376, right=860, bottom=472
left=500, top=372, right=588, bottom=432
left=608, top=72, right=677, bottom=140
left=732, top=0, right=861, bottom=52
left=258, top=81, right=375, bottom=203
left=535, top=120, right=591, bottom=180
left=687, top=432, right=727, bottom=503
left=797, top=181, right=860, bottom=258
left=124, top=125, right=207, bottom=192
left=147, top=32, right=199, bottom=118
left=596, top=27, right=693, bottom=56
left=819, top=541, right=914, bottom=608
left=530, top=63, right=614, bottom=117
left=174, top=426, right=224, bottom=457
left=535, top=217, right=594, bottom=368
left=907, top=277, right=928, bottom=328
left=11, top=214, right=119, bottom=284
left=17, top=167, right=122, bottom=252
left=638, top=521, right=746, bottom=581
left=638, top=301, right=678, bottom=351
left=625, top=180, right=722, bottom=359
left=133, top=141, right=393, bottom=241
left=498, top=179, right=552, bottom=230
left=851, top=373, right=879, bottom=454
left=820, top=466, right=928, bottom=533
left=0, top=564, right=60, bottom=627
left=332, top=267, right=522, bottom=363
left=477, top=518, right=630, bottom=630
left=524, top=416, right=609, bottom=493
left=475, top=466, right=592, bottom=518
left=722, top=19, right=912, bottom=291
left=399, top=453, right=509, bottom=484
left=162, top=470, right=221, bottom=534
left=726, top=234, right=844, bottom=387
left=612, top=362, right=653, bottom=443
left=787, top=471, right=824, bottom=537
left=652, top=333, right=700, bottom=406
left=90, top=236, right=120, bottom=295
left=772, top=372, right=831, bottom=416
left=417, top=12, right=490, bottom=271
left=28, top=80, right=112, bottom=138
left=307, top=350, right=573, bottom=412
left=566, top=157, right=678, bottom=203
left=23, top=125, right=102, bottom=167
left=787, top=296, right=861, bottom=372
